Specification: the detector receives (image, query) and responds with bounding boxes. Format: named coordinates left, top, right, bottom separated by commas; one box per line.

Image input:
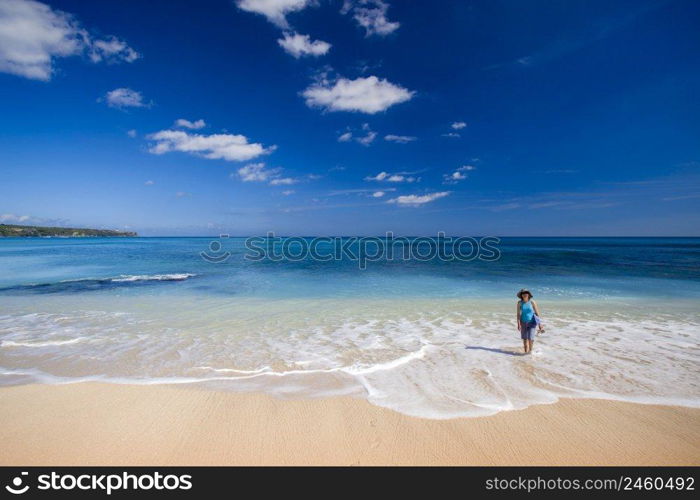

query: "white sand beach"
left=1, top=383, right=698, bottom=466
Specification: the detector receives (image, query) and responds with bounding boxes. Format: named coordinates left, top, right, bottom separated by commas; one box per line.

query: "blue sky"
left=1, top=0, right=699, bottom=236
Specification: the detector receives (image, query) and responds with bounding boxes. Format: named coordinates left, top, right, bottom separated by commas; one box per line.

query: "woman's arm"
left=516, top=301, right=522, bottom=330
left=532, top=300, right=542, bottom=317
left=532, top=300, right=544, bottom=331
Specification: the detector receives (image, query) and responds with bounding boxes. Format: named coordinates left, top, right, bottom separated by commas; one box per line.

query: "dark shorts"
left=520, top=323, right=536, bottom=341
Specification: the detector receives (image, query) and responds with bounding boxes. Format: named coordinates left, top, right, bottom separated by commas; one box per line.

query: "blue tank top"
left=520, top=300, right=534, bottom=322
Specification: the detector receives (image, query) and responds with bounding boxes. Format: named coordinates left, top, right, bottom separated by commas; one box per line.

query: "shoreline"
left=1, top=383, right=698, bottom=466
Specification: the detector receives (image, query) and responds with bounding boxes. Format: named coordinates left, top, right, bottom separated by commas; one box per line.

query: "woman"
left=516, top=288, right=543, bottom=354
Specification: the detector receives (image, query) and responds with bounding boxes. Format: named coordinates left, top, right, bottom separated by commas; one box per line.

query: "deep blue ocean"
left=1, top=237, right=699, bottom=299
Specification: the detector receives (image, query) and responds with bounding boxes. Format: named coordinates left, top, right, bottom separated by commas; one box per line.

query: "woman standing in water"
left=517, top=288, right=543, bottom=354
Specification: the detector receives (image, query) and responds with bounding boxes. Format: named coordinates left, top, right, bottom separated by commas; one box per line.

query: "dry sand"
left=0, top=383, right=697, bottom=466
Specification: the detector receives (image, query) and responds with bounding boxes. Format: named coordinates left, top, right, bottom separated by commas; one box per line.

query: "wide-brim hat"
left=517, top=288, right=533, bottom=299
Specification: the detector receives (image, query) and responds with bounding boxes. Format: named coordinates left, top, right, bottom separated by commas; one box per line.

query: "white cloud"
left=444, top=171, right=466, bottom=182
left=174, top=118, right=206, bottom=130
left=442, top=132, right=460, bottom=138
left=235, top=163, right=300, bottom=186
left=489, top=202, right=521, bottom=212
left=88, top=36, right=139, bottom=63
left=278, top=31, right=330, bottom=58
left=387, top=192, right=450, bottom=206
left=127, top=129, right=137, bottom=138
left=0, top=0, right=139, bottom=81
left=236, top=162, right=279, bottom=182
left=302, top=75, right=414, bottom=114
left=342, top=0, right=399, bottom=36
left=357, top=130, right=377, bottom=146
left=356, top=123, right=376, bottom=146
left=364, top=171, right=388, bottom=181
left=387, top=174, right=416, bottom=182
left=0, top=213, right=69, bottom=225
left=372, top=191, right=385, bottom=198
left=144, top=180, right=154, bottom=185
left=103, top=88, right=147, bottom=109
left=281, top=190, right=295, bottom=195
left=327, top=187, right=395, bottom=196
left=236, top=0, right=314, bottom=28
left=451, top=121, right=467, bottom=130
left=443, top=164, right=475, bottom=183
left=0, top=213, right=31, bottom=223
left=148, top=129, right=275, bottom=162
left=269, top=177, right=297, bottom=185
left=364, top=171, right=417, bottom=183
left=338, top=123, right=377, bottom=145
left=384, top=134, right=416, bottom=143
left=175, top=191, right=191, bottom=198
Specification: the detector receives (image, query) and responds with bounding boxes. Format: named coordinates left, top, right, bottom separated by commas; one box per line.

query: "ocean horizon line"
left=3, top=234, right=700, bottom=239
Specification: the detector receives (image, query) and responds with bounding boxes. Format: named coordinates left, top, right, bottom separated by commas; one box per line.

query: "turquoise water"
left=0, top=237, right=698, bottom=418
left=1, top=237, right=699, bottom=299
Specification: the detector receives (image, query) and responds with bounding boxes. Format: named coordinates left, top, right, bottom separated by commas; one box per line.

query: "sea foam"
left=0, top=297, right=698, bottom=419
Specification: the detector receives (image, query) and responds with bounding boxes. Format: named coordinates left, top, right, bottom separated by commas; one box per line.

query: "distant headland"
left=0, top=224, right=137, bottom=238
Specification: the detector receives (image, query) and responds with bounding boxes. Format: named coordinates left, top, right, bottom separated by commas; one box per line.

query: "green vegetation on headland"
left=0, top=224, right=137, bottom=237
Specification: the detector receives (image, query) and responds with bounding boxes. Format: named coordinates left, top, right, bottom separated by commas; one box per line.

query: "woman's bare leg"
left=522, top=339, right=528, bottom=353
